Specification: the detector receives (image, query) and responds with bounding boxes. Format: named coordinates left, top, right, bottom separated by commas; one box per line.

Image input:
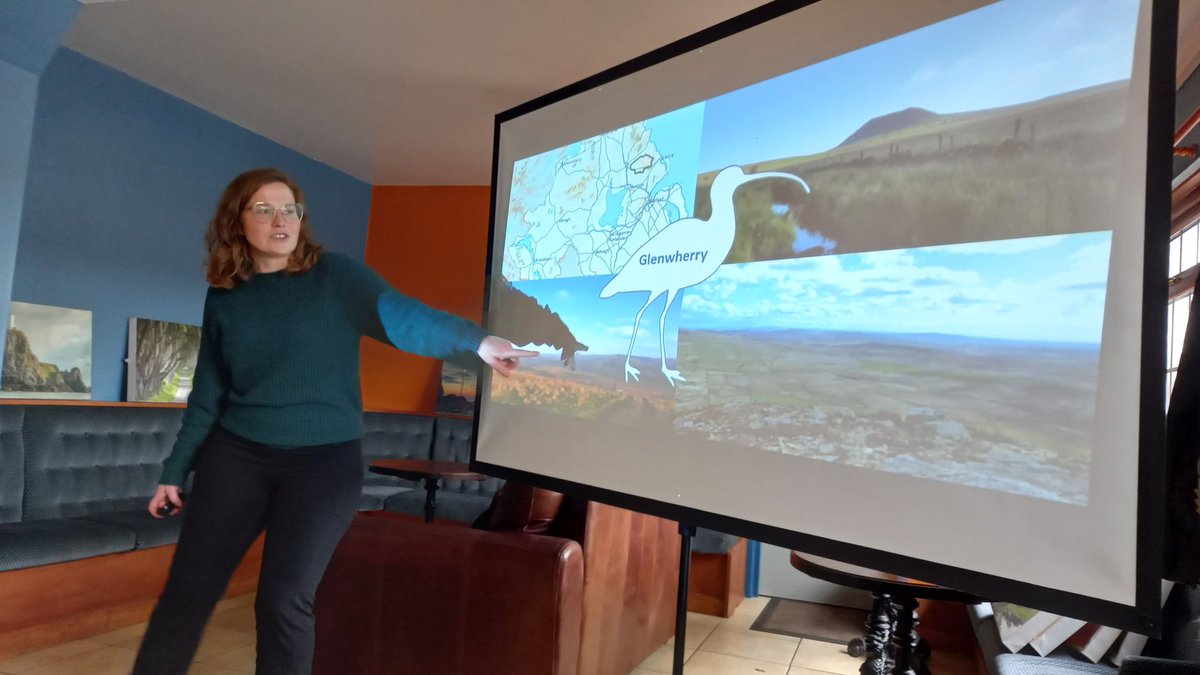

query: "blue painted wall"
left=0, top=0, right=80, bottom=372
left=13, top=48, right=373, bottom=401
left=0, top=62, right=38, bottom=367
left=0, top=0, right=79, bottom=74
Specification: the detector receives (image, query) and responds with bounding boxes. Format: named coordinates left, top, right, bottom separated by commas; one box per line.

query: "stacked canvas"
left=993, top=581, right=1174, bottom=665
left=1064, top=623, right=1124, bottom=663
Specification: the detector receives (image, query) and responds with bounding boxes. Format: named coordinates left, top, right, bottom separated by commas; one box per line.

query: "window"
left=1168, top=169, right=1200, bottom=399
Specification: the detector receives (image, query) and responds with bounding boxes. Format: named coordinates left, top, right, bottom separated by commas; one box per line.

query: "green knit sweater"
left=159, top=252, right=486, bottom=486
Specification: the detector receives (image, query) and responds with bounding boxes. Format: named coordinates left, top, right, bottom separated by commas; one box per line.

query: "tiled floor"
left=0, top=595, right=864, bottom=674
left=632, top=596, right=865, bottom=675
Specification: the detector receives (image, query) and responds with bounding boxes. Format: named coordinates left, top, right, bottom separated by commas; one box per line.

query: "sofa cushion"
left=22, top=406, right=182, bottom=520
left=75, top=509, right=183, bottom=549
left=0, top=406, right=24, bottom=524
left=0, top=518, right=136, bottom=571
left=1119, top=657, right=1200, bottom=674
left=383, top=490, right=493, bottom=524
left=995, top=654, right=1115, bottom=674
left=429, top=417, right=503, bottom=497
left=361, top=413, right=435, bottom=490
left=358, top=485, right=414, bottom=512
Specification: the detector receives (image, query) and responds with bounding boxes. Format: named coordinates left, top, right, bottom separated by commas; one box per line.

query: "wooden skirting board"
left=0, top=536, right=264, bottom=661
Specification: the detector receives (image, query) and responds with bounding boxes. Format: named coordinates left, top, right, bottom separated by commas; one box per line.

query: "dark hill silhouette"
left=489, top=280, right=588, bottom=366
left=837, top=106, right=940, bottom=148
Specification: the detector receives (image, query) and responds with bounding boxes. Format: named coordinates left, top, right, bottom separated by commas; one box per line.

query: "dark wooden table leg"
left=911, top=601, right=931, bottom=675
left=422, top=475, right=439, bottom=524
left=859, top=592, right=893, bottom=675
left=891, top=595, right=920, bottom=675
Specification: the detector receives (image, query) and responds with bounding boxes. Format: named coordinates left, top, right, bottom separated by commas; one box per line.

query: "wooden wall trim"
left=0, top=536, right=263, bottom=661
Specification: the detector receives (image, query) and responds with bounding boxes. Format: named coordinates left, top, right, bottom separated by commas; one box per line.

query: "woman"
left=133, top=168, right=534, bottom=675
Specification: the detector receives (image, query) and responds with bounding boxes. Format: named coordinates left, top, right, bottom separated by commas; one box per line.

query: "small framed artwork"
left=2, top=301, right=92, bottom=399
left=127, top=317, right=201, bottom=402
left=435, top=359, right=479, bottom=416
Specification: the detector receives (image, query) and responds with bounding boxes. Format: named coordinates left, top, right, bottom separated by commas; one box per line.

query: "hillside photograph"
left=487, top=275, right=679, bottom=427
left=691, top=0, right=1139, bottom=265
left=1, top=301, right=92, bottom=399
left=672, top=231, right=1111, bottom=504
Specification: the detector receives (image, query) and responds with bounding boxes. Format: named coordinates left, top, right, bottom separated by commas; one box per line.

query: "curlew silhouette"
left=599, top=165, right=810, bottom=386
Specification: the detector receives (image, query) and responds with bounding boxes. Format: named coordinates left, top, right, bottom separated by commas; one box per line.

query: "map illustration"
left=503, top=104, right=703, bottom=281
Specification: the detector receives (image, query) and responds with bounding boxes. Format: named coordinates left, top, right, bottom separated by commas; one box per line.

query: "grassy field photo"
left=490, top=353, right=675, bottom=428
left=695, top=83, right=1132, bottom=264
left=673, top=328, right=1097, bottom=504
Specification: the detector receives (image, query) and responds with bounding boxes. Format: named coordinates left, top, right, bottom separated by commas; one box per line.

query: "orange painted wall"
left=360, top=185, right=491, bottom=412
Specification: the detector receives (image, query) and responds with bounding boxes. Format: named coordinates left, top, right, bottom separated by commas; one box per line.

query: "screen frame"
left=472, top=0, right=1176, bottom=633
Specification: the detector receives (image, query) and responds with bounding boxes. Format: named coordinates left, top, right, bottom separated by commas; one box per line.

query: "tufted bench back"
left=430, top=417, right=502, bottom=497
left=361, top=412, right=436, bottom=488
left=0, top=407, right=25, bottom=524
left=22, top=406, right=183, bottom=520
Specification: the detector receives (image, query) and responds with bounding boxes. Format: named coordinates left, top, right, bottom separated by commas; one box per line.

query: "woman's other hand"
left=477, top=336, right=538, bottom=377
left=149, top=484, right=185, bottom=518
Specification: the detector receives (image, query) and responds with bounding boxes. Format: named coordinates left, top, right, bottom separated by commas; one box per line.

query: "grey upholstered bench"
left=380, top=417, right=502, bottom=524
left=0, top=406, right=184, bottom=571
left=0, top=405, right=473, bottom=572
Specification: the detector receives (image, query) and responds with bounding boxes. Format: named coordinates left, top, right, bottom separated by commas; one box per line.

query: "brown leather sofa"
left=313, top=498, right=679, bottom=675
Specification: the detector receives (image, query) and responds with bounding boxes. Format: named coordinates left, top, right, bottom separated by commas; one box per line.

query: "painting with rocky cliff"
left=2, top=302, right=92, bottom=399
left=127, top=318, right=201, bottom=402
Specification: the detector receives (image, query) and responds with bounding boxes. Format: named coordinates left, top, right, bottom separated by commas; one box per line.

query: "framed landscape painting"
left=435, top=359, right=479, bottom=416
left=127, top=318, right=201, bottom=402
left=1, top=301, right=92, bottom=399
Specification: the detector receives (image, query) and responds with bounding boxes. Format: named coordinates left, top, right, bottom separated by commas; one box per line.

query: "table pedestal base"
left=856, top=593, right=930, bottom=675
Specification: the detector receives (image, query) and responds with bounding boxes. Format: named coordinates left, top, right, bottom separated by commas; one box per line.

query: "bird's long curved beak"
left=747, top=171, right=811, bottom=193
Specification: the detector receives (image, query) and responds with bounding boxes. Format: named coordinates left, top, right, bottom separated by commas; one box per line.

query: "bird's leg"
left=624, top=293, right=658, bottom=382
left=658, top=288, right=686, bottom=387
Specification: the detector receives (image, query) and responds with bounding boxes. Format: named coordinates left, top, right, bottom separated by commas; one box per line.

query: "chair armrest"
left=1119, top=656, right=1200, bottom=674
left=314, top=514, right=583, bottom=675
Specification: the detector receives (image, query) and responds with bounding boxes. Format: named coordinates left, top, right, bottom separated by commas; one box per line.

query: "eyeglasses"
left=246, top=202, right=304, bottom=223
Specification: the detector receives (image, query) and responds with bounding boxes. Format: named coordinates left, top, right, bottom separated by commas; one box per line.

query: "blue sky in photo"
left=679, top=230, right=1113, bottom=344
left=511, top=275, right=682, bottom=358
left=697, top=0, right=1140, bottom=170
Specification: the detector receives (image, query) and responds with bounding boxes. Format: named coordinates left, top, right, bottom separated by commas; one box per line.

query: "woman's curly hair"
left=205, top=168, right=323, bottom=288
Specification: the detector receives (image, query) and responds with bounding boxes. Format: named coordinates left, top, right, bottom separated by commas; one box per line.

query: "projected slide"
left=491, top=0, right=1136, bottom=507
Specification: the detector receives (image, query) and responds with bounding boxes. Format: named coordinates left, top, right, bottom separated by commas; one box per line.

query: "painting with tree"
left=127, top=317, right=201, bottom=402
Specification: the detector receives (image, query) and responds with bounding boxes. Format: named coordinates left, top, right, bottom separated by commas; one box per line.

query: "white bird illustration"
left=600, top=165, right=811, bottom=386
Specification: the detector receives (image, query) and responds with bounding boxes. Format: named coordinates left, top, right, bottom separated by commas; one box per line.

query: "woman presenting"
left=133, top=168, right=534, bottom=675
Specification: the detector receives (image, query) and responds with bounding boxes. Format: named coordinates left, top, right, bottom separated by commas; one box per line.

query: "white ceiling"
left=66, top=1, right=1200, bottom=186
left=65, top=0, right=771, bottom=185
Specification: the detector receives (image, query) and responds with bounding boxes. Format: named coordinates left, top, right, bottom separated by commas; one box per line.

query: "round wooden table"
left=790, top=552, right=983, bottom=675
left=369, top=459, right=488, bottom=523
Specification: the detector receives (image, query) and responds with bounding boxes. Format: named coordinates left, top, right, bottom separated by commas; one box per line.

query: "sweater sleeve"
left=159, top=288, right=227, bottom=486
left=330, top=253, right=487, bottom=359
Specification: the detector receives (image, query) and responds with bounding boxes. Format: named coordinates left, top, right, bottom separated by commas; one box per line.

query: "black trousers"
left=133, top=427, right=363, bottom=675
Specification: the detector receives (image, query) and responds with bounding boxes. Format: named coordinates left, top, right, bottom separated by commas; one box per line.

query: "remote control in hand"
left=157, top=494, right=185, bottom=516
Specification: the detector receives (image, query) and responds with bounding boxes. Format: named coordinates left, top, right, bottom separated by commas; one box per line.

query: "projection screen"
left=474, top=0, right=1173, bottom=629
